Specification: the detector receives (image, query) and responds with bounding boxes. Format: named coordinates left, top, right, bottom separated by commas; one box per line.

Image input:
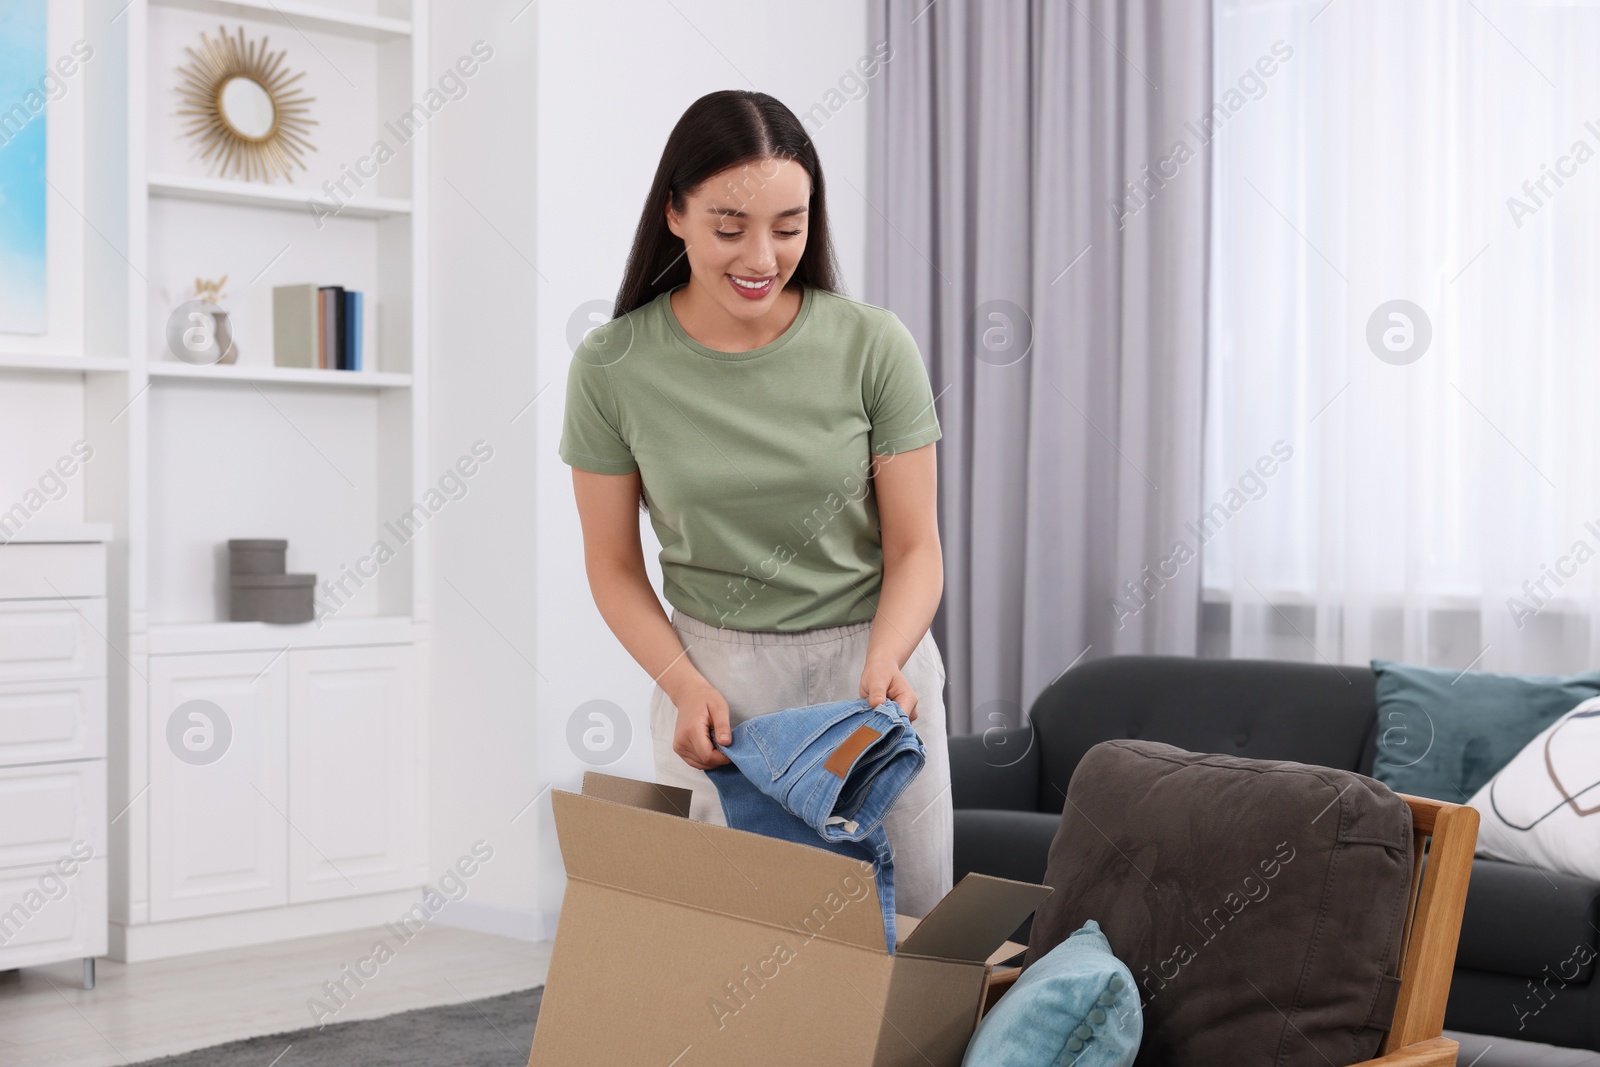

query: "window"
left=1204, top=0, right=1600, bottom=671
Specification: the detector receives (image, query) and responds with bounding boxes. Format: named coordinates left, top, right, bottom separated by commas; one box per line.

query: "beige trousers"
left=649, top=608, right=955, bottom=919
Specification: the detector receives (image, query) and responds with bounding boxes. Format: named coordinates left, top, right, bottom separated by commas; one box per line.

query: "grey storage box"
left=230, top=573, right=315, bottom=623
left=229, top=538, right=288, bottom=575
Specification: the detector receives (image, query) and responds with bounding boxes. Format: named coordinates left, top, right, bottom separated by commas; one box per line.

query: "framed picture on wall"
left=0, top=0, right=48, bottom=334
left=0, top=0, right=86, bottom=356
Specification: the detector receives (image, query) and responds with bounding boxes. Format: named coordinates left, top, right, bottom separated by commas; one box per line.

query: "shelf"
left=149, top=173, right=413, bottom=220
left=149, top=362, right=411, bottom=389
left=0, top=523, right=114, bottom=544
left=148, top=615, right=415, bottom=655
left=148, top=0, right=411, bottom=42
left=0, top=353, right=129, bottom=373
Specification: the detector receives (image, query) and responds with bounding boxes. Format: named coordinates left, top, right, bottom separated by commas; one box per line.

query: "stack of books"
left=272, top=283, right=365, bottom=370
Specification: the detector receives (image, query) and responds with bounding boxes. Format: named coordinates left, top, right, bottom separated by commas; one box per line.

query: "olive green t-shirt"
left=558, top=283, right=942, bottom=632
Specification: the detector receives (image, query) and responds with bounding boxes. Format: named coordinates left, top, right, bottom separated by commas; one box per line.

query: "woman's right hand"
left=671, top=681, right=734, bottom=770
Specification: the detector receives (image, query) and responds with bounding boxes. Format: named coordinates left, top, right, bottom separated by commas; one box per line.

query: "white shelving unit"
left=3, top=0, right=436, bottom=963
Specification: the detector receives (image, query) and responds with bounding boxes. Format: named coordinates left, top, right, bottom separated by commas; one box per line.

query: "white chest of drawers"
left=0, top=524, right=110, bottom=988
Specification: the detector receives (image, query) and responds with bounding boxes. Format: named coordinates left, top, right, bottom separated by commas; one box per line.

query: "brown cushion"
left=1024, top=740, right=1413, bottom=1067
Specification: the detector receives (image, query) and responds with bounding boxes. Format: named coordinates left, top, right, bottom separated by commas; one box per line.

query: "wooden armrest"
left=1347, top=1037, right=1458, bottom=1066
left=981, top=965, right=1021, bottom=1015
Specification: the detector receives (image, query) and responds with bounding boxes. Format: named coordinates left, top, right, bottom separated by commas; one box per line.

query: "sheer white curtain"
left=1204, top=0, right=1600, bottom=673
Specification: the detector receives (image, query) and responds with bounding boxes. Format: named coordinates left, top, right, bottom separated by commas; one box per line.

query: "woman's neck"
left=670, top=280, right=803, bottom=353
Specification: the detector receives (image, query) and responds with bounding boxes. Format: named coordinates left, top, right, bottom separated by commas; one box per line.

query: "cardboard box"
left=527, top=771, right=1053, bottom=1067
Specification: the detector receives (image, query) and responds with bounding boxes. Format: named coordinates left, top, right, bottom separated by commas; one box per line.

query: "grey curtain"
left=865, top=0, right=1212, bottom=734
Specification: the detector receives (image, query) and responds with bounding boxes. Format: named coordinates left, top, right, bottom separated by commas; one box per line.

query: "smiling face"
left=665, top=155, right=811, bottom=319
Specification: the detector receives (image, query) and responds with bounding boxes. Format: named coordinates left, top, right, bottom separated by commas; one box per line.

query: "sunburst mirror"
left=175, top=25, right=317, bottom=183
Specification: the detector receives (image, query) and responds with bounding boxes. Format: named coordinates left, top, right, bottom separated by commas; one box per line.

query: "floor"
left=2, top=931, right=1596, bottom=1067
left=0, top=926, right=551, bottom=1066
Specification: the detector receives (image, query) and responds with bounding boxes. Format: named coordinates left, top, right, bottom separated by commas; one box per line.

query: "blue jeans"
left=706, top=696, right=925, bottom=952
left=650, top=609, right=954, bottom=918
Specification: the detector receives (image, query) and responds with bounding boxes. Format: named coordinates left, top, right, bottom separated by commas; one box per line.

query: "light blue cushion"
left=1370, top=659, right=1600, bottom=802
left=962, top=919, right=1140, bottom=1067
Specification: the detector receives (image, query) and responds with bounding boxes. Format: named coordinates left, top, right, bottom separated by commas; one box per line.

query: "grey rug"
left=130, top=986, right=542, bottom=1066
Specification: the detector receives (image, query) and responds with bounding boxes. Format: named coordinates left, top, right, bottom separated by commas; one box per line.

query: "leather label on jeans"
left=824, top=724, right=882, bottom=778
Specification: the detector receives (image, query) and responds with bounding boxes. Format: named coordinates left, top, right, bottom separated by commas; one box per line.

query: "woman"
left=559, top=90, right=952, bottom=918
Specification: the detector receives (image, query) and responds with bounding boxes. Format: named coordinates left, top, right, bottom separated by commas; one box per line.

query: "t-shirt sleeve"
left=867, top=312, right=943, bottom=455
left=558, top=345, right=638, bottom=474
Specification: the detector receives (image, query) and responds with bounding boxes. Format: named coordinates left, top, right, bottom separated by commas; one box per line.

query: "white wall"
left=428, top=0, right=874, bottom=938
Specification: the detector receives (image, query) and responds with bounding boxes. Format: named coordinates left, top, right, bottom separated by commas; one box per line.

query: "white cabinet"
left=145, top=643, right=421, bottom=922
left=148, top=651, right=288, bottom=921
left=288, top=646, right=421, bottom=902
left=0, top=530, right=109, bottom=985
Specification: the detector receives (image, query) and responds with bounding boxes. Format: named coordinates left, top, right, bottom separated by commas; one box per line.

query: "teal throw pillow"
left=1370, top=659, right=1600, bottom=802
left=962, top=919, right=1140, bottom=1067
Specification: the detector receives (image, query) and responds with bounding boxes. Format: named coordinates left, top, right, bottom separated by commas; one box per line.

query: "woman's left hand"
left=860, top=656, right=918, bottom=722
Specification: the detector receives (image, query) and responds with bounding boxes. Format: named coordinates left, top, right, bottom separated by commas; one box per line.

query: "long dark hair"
left=613, top=90, right=842, bottom=318
left=619, top=91, right=843, bottom=512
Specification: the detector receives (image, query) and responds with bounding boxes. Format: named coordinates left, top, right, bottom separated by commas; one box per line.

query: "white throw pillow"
left=1466, top=695, right=1600, bottom=881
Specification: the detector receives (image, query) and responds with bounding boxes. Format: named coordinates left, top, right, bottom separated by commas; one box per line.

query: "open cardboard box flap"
left=896, top=873, right=1051, bottom=963
left=579, top=769, right=695, bottom=816
left=896, top=915, right=1030, bottom=967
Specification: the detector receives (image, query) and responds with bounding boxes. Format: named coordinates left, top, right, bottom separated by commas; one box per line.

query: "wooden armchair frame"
left=981, top=794, right=1480, bottom=1067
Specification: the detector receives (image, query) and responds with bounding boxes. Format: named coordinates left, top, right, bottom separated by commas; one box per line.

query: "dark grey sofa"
left=949, top=654, right=1600, bottom=1053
